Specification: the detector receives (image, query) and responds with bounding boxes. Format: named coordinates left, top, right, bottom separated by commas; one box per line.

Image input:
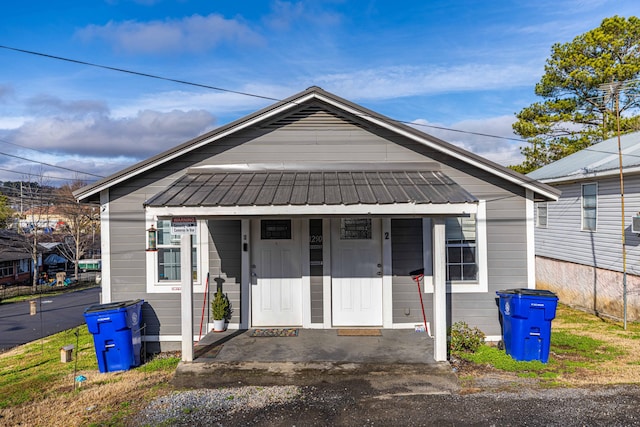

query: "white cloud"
left=76, top=14, right=264, bottom=54
left=9, top=107, right=216, bottom=158
left=315, top=63, right=540, bottom=100
left=264, top=0, right=342, bottom=30
left=412, top=115, right=525, bottom=167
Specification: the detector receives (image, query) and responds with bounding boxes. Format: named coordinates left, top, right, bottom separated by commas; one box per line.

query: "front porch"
left=194, top=328, right=435, bottom=363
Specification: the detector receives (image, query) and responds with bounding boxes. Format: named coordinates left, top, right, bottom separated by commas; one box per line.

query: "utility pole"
left=600, top=81, right=628, bottom=329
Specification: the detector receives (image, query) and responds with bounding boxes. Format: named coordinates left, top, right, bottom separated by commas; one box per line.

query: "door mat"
left=194, top=344, right=223, bottom=359
left=250, top=328, right=299, bottom=337
left=337, top=329, right=382, bottom=336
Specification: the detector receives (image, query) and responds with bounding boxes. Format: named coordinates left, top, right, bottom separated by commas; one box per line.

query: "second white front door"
left=251, top=219, right=303, bottom=326
left=331, top=218, right=383, bottom=326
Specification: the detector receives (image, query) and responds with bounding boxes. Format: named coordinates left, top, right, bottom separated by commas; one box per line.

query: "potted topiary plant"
left=211, top=289, right=231, bottom=332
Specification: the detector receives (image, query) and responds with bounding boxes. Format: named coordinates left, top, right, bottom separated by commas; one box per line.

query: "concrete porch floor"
left=172, top=329, right=459, bottom=393
left=194, top=328, right=435, bottom=363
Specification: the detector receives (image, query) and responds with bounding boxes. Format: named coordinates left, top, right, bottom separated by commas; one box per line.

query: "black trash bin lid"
left=84, top=299, right=143, bottom=313
left=496, top=288, right=557, bottom=298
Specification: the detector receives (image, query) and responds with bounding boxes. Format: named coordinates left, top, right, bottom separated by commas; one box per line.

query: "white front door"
left=331, top=218, right=383, bottom=326
left=251, top=219, right=303, bottom=326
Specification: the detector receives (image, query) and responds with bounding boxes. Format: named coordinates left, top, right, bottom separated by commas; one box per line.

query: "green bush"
left=450, top=321, right=485, bottom=353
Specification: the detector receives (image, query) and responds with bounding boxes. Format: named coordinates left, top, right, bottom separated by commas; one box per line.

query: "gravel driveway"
left=130, top=376, right=640, bottom=426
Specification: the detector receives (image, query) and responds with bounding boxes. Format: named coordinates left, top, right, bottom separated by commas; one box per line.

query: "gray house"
left=75, top=87, right=559, bottom=361
left=528, top=131, right=640, bottom=321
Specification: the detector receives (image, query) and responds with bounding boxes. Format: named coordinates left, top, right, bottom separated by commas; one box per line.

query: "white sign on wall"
left=171, top=216, right=197, bottom=234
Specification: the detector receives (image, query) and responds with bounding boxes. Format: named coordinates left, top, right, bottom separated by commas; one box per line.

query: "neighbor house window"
left=582, top=183, right=597, bottom=231
left=446, top=215, right=477, bottom=282
left=537, top=203, right=548, bottom=228
left=156, top=220, right=198, bottom=282
left=0, top=261, right=14, bottom=278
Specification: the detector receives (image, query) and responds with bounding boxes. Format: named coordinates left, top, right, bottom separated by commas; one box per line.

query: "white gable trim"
left=313, top=93, right=559, bottom=201
left=76, top=90, right=558, bottom=203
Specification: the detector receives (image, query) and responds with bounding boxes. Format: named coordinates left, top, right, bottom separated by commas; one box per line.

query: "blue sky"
left=0, top=0, right=637, bottom=184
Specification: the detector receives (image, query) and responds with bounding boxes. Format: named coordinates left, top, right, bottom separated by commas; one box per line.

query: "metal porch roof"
left=144, top=169, right=477, bottom=208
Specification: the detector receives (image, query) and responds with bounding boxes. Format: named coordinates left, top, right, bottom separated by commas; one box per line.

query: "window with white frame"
left=445, top=214, right=478, bottom=282
left=146, top=219, right=209, bottom=293
left=156, top=219, right=198, bottom=282
left=537, top=203, right=548, bottom=228
left=582, top=183, right=597, bottom=231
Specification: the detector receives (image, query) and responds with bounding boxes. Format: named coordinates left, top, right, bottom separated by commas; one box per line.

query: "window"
left=537, top=203, right=548, bottom=228
left=146, top=219, right=209, bottom=293
left=582, top=183, right=597, bottom=231
left=156, top=220, right=198, bottom=282
left=261, top=219, right=291, bottom=240
left=340, top=218, right=372, bottom=240
left=0, top=261, right=14, bottom=278
left=446, top=215, right=477, bottom=282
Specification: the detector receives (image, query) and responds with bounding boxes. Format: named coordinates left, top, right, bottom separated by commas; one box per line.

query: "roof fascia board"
left=146, top=202, right=479, bottom=217
left=538, top=165, right=640, bottom=184
left=313, top=93, right=559, bottom=201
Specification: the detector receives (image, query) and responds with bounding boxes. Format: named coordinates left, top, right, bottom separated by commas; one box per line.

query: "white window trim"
left=145, top=217, right=209, bottom=294
left=581, top=182, right=598, bottom=232
left=536, top=202, right=548, bottom=228
left=423, top=200, right=487, bottom=293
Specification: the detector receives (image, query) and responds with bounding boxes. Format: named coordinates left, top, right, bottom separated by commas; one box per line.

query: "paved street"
left=0, top=287, right=100, bottom=351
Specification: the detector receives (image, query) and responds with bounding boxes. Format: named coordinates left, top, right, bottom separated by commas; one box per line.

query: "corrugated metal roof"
left=527, top=131, right=640, bottom=182
left=145, top=170, right=477, bottom=207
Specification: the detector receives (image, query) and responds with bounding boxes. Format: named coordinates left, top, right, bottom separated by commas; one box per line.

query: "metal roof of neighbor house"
left=527, top=131, right=640, bottom=183
left=74, top=86, right=560, bottom=202
left=144, top=167, right=477, bottom=207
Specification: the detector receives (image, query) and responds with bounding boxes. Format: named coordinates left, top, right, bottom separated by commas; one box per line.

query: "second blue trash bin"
left=496, top=289, right=558, bottom=363
left=84, top=299, right=144, bottom=373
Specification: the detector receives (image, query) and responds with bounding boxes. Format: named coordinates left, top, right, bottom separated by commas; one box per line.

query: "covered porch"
left=143, top=163, right=479, bottom=363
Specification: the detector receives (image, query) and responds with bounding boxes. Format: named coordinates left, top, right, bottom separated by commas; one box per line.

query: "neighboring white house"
left=528, top=131, right=640, bottom=321
left=75, top=87, right=559, bottom=362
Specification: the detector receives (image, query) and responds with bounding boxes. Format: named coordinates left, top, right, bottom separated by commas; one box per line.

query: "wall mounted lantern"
left=146, top=225, right=157, bottom=251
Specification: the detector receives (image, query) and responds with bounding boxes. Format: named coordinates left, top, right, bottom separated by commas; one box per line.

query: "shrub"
left=211, top=290, right=231, bottom=320
left=450, top=321, right=485, bottom=354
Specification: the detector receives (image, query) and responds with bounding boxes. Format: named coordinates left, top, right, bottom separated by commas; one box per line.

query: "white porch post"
left=180, top=234, right=194, bottom=362
left=382, top=218, right=393, bottom=328
left=432, top=218, right=447, bottom=362
left=241, top=219, right=251, bottom=329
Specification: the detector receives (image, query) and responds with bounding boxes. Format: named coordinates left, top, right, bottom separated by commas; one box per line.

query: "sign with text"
left=171, top=216, right=197, bottom=235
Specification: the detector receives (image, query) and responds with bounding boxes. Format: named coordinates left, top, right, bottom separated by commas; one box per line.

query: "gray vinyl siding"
left=391, top=219, right=432, bottom=324
left=207, top=220, right=241, bottom=325
left=105, top=101, right=531, bottom=339
left=536, top=175, right=640, bottom=276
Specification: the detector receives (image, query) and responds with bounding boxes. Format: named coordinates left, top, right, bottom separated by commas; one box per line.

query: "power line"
left=0, top=44, right=526, bottom=145
left=0, top=45, right=280, bottom=103
left=0, top=150, right=103, bottom=178
left=4, top=44, right=638, bottom=169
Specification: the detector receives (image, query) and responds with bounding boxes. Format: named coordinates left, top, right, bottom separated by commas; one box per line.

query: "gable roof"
left=74, top=86, right=559, bottom=202
left=527, top=131, right=640, bottom=184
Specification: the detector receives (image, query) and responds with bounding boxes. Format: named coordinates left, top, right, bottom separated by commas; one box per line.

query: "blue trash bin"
left=84, top=299, right=144, bottom=373
left=496, top=289, right=558, bottom=363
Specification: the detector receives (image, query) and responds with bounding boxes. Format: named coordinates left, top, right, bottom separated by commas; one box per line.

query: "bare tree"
left=55, top=181, right=99, bottom=280
left=15, top=174, right=55, bottom=291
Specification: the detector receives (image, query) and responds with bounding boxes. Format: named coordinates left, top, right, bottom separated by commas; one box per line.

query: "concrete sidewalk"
left=172, top=329, right=459, bottom=394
